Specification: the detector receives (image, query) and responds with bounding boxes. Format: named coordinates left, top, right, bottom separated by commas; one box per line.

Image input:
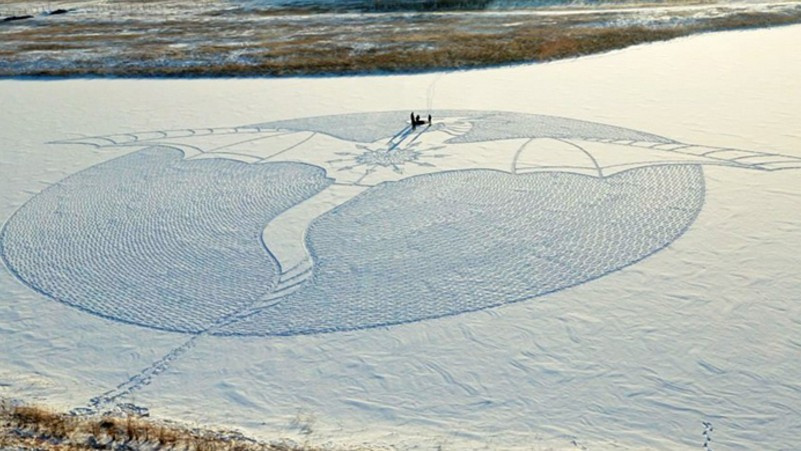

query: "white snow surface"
left=2, top=25, right=801, bottom=449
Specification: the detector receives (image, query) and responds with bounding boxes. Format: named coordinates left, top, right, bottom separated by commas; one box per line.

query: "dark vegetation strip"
left=1, top=9, right=800, bottom=77
left=0, top=401, right=354, bottom=450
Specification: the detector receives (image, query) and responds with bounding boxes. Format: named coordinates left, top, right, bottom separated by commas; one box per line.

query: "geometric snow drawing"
left=2, top=110, right=800, bottom=336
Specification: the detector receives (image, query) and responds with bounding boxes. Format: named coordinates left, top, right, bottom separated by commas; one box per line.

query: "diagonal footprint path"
left=0, top=145, right=333, bottom=414
left=83, top=299, right=284, bottom=414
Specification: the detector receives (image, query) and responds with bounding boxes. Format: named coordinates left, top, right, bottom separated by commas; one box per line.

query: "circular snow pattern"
left=1, top=111, right=704, bottom=336
left=1, top=148, right=331, bottom=333
left=222, top=165, right=703, bottom=335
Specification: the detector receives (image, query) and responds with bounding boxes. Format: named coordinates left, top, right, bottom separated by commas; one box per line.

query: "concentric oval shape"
left=1, top=111, right=706, bottom=336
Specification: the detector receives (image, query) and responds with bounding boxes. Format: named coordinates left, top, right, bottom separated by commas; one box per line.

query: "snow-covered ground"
left=2, top=24, right=801, bottom=449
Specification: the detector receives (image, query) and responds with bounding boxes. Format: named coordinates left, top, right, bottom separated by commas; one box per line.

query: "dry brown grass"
left=11, top=404, right=79, bottom=438
left=99, top=25, right=683, bottom=76
left=705, top=10, right=801, bottom=29
left=532, top=27, right=685, bottom=60
left=17, top=42, right=85, bottom=51
left=0, top=401, right=357, bottom=450
left=1, top=5, right=800, bottom=77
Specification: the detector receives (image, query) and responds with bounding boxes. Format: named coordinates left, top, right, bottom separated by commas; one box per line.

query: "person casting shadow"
left=411, top=112, right=432, bottom=129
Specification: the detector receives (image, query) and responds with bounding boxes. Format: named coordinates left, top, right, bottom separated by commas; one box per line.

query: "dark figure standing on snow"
left=411, top=113, right=431, bottom=129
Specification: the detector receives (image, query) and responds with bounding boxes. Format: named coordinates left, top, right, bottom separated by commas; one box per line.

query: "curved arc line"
left=257, top=132, right=318, bottom=162
left=555, top=138, right=604, bottom=177
left=205, top=130, right=296, bottom=153
left=515, top=160, right=758, bottom=174
left=48, top=136, right=117, bottom=147
left=249, top=109, right=677, bottom=145
left=511, top=137, right=536, bottom=175
left=51, top=125, right=269, bottom=149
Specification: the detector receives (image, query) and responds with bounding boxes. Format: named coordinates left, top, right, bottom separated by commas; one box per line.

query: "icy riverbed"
left=2, top=25, right=801, bottom=449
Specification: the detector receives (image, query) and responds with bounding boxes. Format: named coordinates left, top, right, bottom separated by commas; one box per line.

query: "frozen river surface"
left=2, top=25, right=801, bottom=450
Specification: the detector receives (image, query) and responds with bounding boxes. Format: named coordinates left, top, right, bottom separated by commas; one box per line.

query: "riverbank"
left=0, top=400, right=369, bottom=451
left=1, top=0, right=800, bottom=77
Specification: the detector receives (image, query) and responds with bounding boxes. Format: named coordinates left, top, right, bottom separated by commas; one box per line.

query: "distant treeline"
left=267, top=0, right=494, bottom=12
left=365, top=0, right=495, bottom=11
left=263, top=0, right=660, bottom=13
left=0, top=0, right=690, bottom=17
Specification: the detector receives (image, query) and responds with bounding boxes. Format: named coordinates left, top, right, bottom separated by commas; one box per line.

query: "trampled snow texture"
left=0, top=117, right=704, bottom=336
left=0, top=111, right=706, bottom=336
left=0, top=147, right=332, bottom=333
left=257, top=110, right=676, bottom=145
left=222, top=165, right=704, bottom=335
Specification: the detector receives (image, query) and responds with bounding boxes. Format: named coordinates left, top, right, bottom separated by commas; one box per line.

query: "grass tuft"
left=0, top=400, right=360, bottom=450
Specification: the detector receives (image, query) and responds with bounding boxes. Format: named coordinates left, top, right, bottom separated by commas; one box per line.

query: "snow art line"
left=1, top=110, right=800, bottom=411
